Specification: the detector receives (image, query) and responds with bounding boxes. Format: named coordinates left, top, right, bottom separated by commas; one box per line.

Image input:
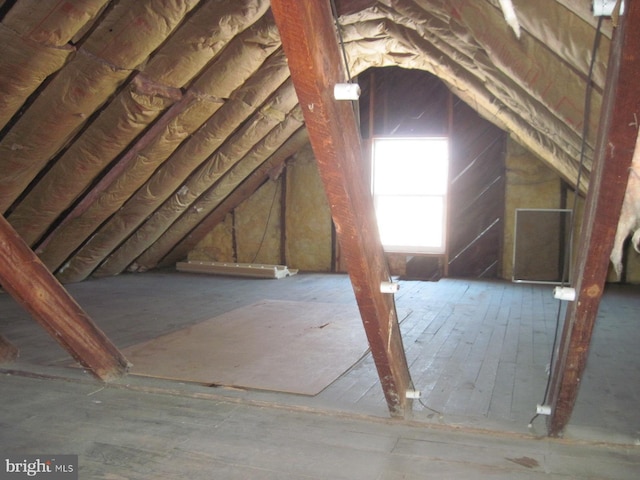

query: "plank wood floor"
left=1, top=270, right=639, bottom=445
left=2, top=373, right=639, bottom=479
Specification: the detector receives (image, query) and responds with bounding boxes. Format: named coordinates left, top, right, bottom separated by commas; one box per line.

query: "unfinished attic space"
left=1, top=0, right=640, bottom=477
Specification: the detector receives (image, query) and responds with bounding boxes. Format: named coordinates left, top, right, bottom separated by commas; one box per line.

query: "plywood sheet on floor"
left=122, top=299, right=369, bottom=395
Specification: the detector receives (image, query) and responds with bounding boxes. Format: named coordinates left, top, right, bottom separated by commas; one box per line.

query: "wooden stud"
left=270, top=0, right=413, bottom=417
left=546, top=1, right=640, bottom=436
left=0, top=215, right=130, bottom=381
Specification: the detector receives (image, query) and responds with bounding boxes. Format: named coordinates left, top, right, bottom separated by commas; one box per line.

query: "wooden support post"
left=0, top=215, right=130, bottom=381
left=546, top=1, right=640, bottom=436
left=0, top=334, right=19, bottom=364
left=270, top=0, right=413, bottom=417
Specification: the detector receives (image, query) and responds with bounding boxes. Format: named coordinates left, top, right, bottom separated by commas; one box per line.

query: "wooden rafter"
left=546, top=0, right=640, bottom=437
left=0, top=215, right=130, bottom=381
left=270, top=0, right=413, bottom=417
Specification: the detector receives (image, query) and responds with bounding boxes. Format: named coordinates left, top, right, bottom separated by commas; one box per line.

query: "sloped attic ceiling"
left=0, top=0, right=612, bottom=283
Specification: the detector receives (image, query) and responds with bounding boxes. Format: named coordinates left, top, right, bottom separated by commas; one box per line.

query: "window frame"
left=370, top=136, right=450, bottom=255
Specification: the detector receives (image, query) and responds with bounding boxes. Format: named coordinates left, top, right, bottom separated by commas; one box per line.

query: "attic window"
left=371, top=137, right=449, bottom=254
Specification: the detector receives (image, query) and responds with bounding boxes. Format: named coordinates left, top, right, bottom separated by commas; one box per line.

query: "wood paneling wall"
left=360, top=67, right=506, bottom=279
left=448, top=98, right=506, bottom=278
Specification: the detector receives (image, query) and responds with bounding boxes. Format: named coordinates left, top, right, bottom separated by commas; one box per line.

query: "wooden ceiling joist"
left=270, top=0, right=413, bottom=417
left=546, top=0, right=640, bottom=437
left=0, top=215, right=129, bottom=381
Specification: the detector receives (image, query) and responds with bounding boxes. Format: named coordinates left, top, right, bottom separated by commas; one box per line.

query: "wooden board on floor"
left=122, top=300, right=370, bottom=395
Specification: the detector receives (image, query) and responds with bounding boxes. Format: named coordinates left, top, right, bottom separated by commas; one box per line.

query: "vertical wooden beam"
left=0, top=215, right=130, bottom=381
left=546, top=1, right=640, bottom=436
left=270, top=0, right=413, bottom=417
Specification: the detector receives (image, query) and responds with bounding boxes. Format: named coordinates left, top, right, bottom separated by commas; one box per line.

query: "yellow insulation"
left=56, top=52, right=291, bottom=283
left=143, top=0, right=271, bottom=87
left=8, top=75, right=182, bottom=246
left=235, top=180, right=282, bottom=266
left=96, top=82, right=300, bottom=277
left=0, top=25, right=73, bottom=130
left=135, top=107, right=305, bottom=269
left=0, top=0, right=199, bottom=213
left=190, top=17, right=280, bottom=97
left=0, top=52, right=130, bottom=212
left=187, top=215, right=235, bottom=263
left=2, top=0, right=108, bottom=46
left=39, top=93, right=222, bottom=272
left=285, top=145, right=333, bottom=272
left=82, top=0, right=200, bottom=70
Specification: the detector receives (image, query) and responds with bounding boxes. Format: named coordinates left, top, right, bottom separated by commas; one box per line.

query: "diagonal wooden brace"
left=0, top=215, right=130, bottom=381
left=270, top=0, right=413, bottom=417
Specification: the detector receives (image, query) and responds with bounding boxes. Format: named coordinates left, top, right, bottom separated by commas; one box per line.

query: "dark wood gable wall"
left=358, top=67, right=506, bottom=279
left=449, top=99, right=506, bottom=278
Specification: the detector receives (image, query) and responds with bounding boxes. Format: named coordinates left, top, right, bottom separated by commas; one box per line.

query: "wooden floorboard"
left=1, top=372, right=639, bottom=479
left=1, top=271, right=639, bottom=444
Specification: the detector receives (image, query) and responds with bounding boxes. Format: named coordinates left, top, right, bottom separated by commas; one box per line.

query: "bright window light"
left=372, top=137, right=449, bottom=254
